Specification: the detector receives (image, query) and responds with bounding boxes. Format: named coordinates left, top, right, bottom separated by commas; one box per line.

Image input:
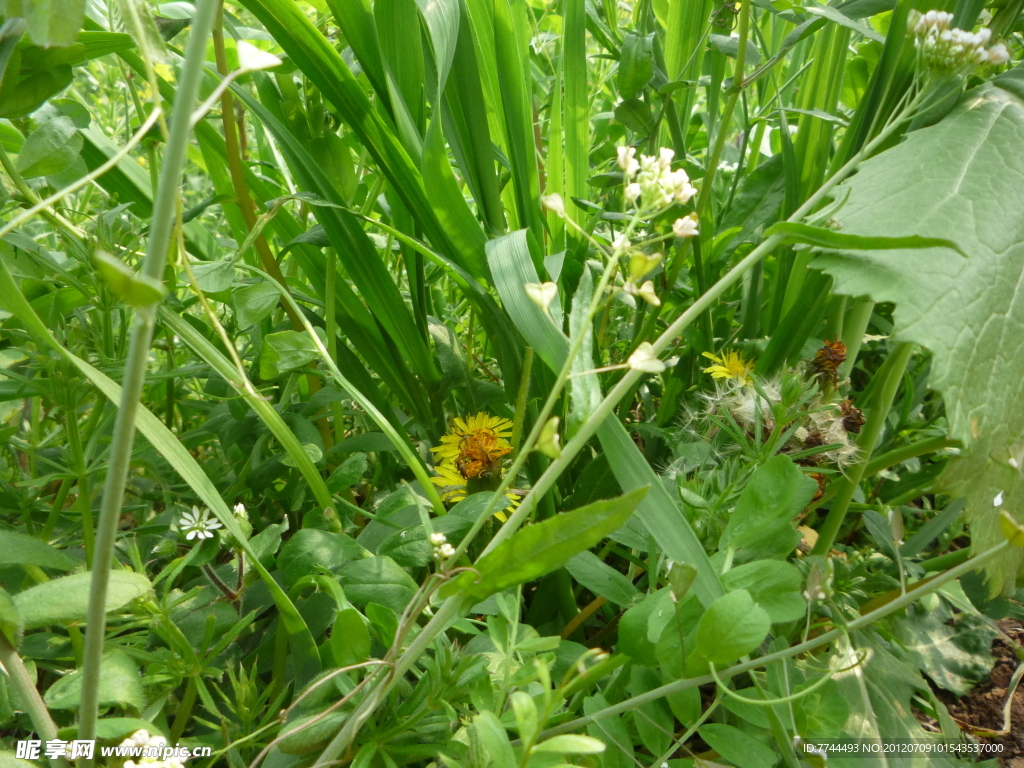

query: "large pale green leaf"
left=812, top=72, right=1024, bottom=593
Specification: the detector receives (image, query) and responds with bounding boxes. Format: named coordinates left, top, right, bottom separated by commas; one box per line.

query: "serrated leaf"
left=94, top=250, right=166, bottom=307
left=810, top=74, right=1024, bottom=593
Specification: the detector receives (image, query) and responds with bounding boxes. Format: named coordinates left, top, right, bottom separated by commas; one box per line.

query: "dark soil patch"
left=933, top=620, right=1024, bottom=765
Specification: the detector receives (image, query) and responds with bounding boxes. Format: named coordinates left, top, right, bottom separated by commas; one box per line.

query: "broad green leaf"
left=708, top=34, right=761, bottom=66
left=365, top=602, right=397, bottom=647
left=279, top=529, right=366, bottom=589
left=338, top=556, right=418, bottom=612
left=617, top=32, right=653, bottom=99
left=0, top=530, right=75, bottom=570
left=93, top=250, right=167, bottom=307
left=894, top=601, right=997, bottom=696
left=44, top=649, right=143, bottom=710
left=377, top=514, right=472, bottom=568
left=189, top=259, right=236, bottom=293
left=331, top=608, right=370, bottom=667
left=698, top=723, right=777, bottom=768
left=233, top=282, right=280, bottom=327
left=628, top=666, right=673, bottom=756
left=472, top=711, right=516, bottom=768
left=719, top=454, right=818, bottom=561
left=565, top=551, right=638, bottom=607
left=811, top=72, right=1024, bottom=593
left=583, top=694, right=634, bottom=768
left=691, top=589, right=770, bottom=670
left=14, top=571, right=150, bottom=629
left=532, top=734, right=605, bottom=754
left=260, top=330, right=319, bottom=379
left=617, top=588, right=672, bottom=667
left=721, top=560, right=806, bottom=624
left=15, top=116, right=82, bottom=177
left=326, top=453, right=367, bottom=494
left=16, top=0, right=86, bottom=47
left=0, top=66, right=74, bottom=120
left=443, top=488, right=647, bottom=604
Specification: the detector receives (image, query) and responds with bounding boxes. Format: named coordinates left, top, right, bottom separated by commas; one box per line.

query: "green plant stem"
left=864, top=435, right=958, bottom=478
left=510, top=347, right=535, bottom=455
left=0, top=633, right=68, bottom=768
left=76, top=0, right=219, bottom=756
left=839, top=299, right=874, bottom=381
left=536, top=540, right=1009, bottom=738
left=812, top=342, right=914, bottom=555
left=920, top=547, right=972, bottom=572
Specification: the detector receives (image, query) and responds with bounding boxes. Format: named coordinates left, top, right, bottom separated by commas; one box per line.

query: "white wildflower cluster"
left=618, top=146, right=697, bottom=210
left=909, top=11, right=1009, bottom=73
left=430, top=531, right=455, bottom=561
left=120, top=730, right=185, bottom=768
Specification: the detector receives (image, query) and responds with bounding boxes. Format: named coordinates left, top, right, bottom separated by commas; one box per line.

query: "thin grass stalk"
left=76, top=1, right=219, bottom=755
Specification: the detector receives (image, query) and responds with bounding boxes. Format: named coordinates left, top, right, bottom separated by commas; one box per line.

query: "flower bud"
left=525, top=282, right=558, bottom=313
left=637, top=280, right=661, bottom=307
left=628, top=251, right=661, bottom=281
left=673, top=213, right=699, bottom=238
left=536, top=416, right=562, bottom=459
left=628, top=342, right=666, bottom=374
left=541, top=193, right=566, bottom=217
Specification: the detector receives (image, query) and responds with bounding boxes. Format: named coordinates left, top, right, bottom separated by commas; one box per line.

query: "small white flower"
left=541, top=193, right=566, bottom=217
left=994, top=491, right=1004, bottom=507
left=637, top=280, right=661, bottom=307
left=612, top=234, right=632, bottom=254
left=429, top=532, right=448, bottom=546
left=625, top=183, right=642, bottom=203
left=178, top=505, right=222, bottom=541
left=617, top=145, right=639, bottom=178
left=438, top=543, right=456, bottom=558
left=987, top=42, right=1010, bottom=64
left=233, top=502, right=247, bottom=518
left=658, top=147, right=675, bottom=169
left=628, top=342, right=666, bottom=374
left=525, top=282, right=558, bottom=313
left=673, top=213, right=699, bottom=238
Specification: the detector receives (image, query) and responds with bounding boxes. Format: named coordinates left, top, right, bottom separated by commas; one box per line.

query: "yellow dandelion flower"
left=430, top=412, right=519, bottom=520
left=431, top=412, right=514, bottom=472
left=701, top=349, right=754, bottom=384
